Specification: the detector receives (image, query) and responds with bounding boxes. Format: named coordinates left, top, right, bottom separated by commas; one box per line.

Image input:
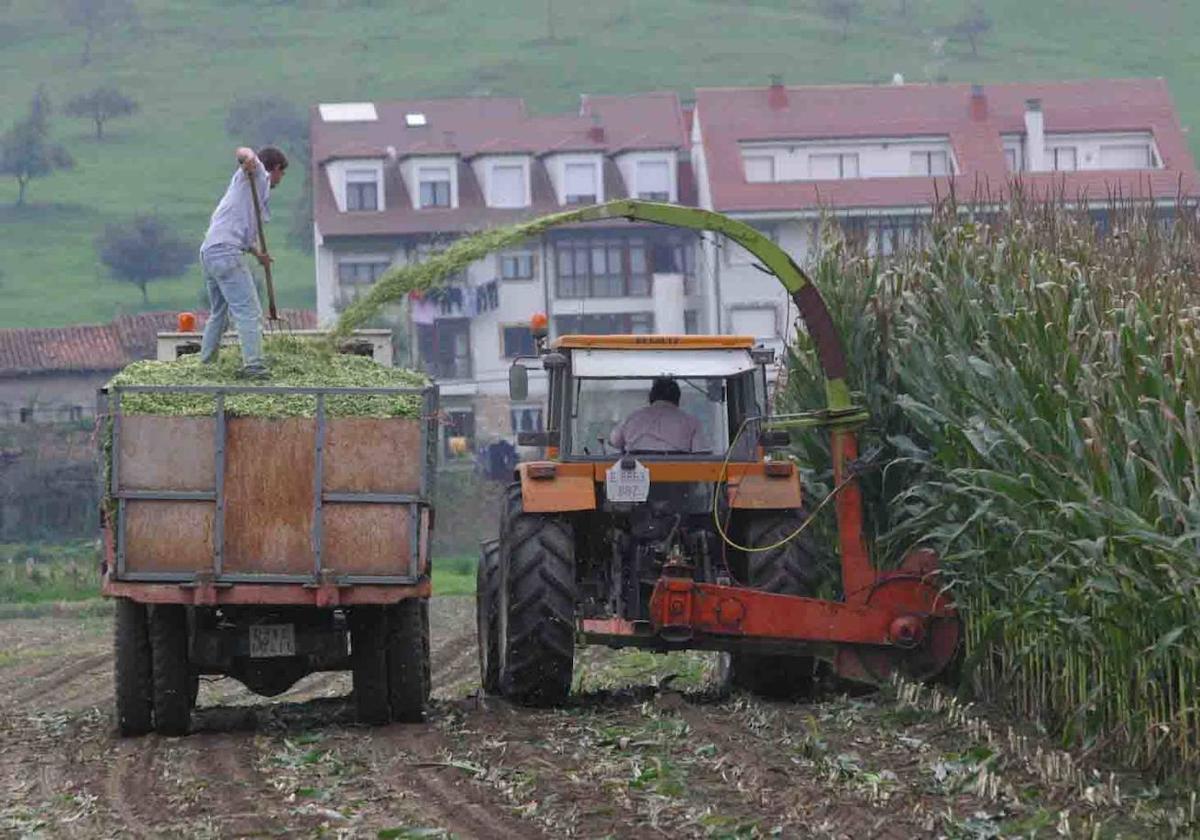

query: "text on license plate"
left=249, top=624, right=296, bottom=658
left=605, top=459, right=651, bottom=503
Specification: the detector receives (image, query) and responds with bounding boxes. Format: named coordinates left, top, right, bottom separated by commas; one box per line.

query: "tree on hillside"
left=224, top=97, right=309, bottom=159
left=64, top=86, right=139, bottom=140
left=817, top=0, right=864, bottom=41
left=0, top=90, right=74, bottom=208
left=951, top=2, right=993, bottom=57
left=58, top=0, right=138, bottom=65
left=96, top=216, right=193, bottom=304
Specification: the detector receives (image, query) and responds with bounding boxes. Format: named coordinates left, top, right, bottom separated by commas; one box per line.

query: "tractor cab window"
left=568, top=376, right=728, bottom=457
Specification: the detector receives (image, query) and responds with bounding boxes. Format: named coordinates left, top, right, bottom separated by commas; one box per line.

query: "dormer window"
left=564, top=162, right=599, bottom=204
left=489, top=163, right=527, bottom=208
left=810, top=153, right=859, bottom=179
left=418, top=166, right=452, bottom=208
left=635, top=160, right=670, bottom=201
left=910, top=150, right=950, bottom=176
left=346, top=168, right=379, bottom=211
left=743, top=155, right=775, bottom=183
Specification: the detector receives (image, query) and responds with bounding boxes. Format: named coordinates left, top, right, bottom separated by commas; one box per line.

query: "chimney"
left=1024, top=98, right=1045, bottom=172
left=969, top=83, right=987, bottom=121
left=768, top=73, right=788, bottom=110
left=587, top=113, right=605, bottom=143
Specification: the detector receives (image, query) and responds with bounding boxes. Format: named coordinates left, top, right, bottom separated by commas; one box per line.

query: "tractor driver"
left=609, top=377, right=709, bottom=453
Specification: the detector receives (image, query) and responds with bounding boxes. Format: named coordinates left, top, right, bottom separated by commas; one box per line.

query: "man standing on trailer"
left=198, top=146, right=288, bottom=377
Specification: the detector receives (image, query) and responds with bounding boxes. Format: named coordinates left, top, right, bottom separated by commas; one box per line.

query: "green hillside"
left=1, top=0, right=1197, bottom=328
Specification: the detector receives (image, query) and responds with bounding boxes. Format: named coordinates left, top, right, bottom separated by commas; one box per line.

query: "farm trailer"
left=99, top=381, right=438, bottom=735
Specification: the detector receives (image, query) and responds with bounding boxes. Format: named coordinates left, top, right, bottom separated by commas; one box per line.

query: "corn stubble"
left=783, top=197, right=1200, bottom=781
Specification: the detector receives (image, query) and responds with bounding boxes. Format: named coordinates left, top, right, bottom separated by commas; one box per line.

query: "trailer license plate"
left=249, top=624, right=295, bottom=658
left=606, top=459, right=651, bottom=503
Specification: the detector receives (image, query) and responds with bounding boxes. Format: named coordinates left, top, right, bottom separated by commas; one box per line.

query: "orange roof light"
left=530, top=312, right=549, bottom=338
left=177, top=312, right=197, bottom=332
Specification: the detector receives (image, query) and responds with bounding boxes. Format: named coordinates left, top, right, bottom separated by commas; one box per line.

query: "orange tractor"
left=475, top=201, right=960, bottom=704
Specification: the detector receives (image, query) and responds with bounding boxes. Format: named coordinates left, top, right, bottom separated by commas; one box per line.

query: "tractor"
left=474, top=200, right=960, bottom=705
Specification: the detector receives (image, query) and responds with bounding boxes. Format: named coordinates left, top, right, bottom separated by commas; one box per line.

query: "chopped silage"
left=108, top=336, right=428, bottom=418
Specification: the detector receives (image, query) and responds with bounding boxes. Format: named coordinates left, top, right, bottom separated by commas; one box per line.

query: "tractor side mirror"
left=508, top=363, right=529, bottom=401
left=758, top=429, right=790, bottom=448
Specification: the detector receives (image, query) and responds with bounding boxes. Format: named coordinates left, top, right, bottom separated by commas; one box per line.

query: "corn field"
left=782, top=197, right=1200, bottom=781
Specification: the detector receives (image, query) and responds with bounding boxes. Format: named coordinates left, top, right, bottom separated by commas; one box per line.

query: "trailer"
left=100, top=380, right=438, bottom=735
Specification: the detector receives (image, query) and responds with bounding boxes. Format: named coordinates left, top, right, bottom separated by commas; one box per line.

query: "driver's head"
left=649, top=377, right=681, bottom=406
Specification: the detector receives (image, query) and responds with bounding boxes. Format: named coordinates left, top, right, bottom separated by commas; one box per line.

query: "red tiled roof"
left=696, top=79, right=1200, bottom=213
left=0, top=310, right=317, bottom=377
left=312, top=92, right=691, bottom=238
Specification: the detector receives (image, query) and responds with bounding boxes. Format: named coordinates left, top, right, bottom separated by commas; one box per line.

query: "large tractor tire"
left=350, top=606, right=390, bottom=725
left=476, top=540, right=501, bottom=694
left=387, top=598, right=431, bottom=723
left=498, top=505, right=576, bottom=707
left=149, top=605, right=191, bottom=736
left=729, top=513, right=819, bottom=700
left=114, top=598, right=153, bottom=736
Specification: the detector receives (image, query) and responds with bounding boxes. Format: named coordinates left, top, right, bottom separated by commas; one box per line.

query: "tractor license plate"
left=249, top=624, right=295, bottom=658
left=606, top=459, right=651, bottom=503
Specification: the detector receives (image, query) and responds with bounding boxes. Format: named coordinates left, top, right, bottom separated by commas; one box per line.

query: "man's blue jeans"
left=199, top=245, right=264, bottom=369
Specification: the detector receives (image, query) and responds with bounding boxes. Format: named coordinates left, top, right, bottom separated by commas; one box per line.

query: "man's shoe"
left=237, top=364, right=270, bottom=380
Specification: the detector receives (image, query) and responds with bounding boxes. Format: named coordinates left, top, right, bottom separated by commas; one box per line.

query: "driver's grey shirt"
left=200, top=164, right=271, bottom=255
left=609, top=401, right=708, bottom=452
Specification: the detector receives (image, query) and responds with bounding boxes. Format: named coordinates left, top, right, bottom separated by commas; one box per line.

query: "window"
left=635, top=160, right=671, bottom=200
left=1052, top=147, right=1078, bottom=172
left=69, top=405, right=84, bottom=422
left=555, top=312, right=654, bottom=336
left=564, top=162, right=598, bottom=204
left=729, top=307, right=778, bottom=341
left=684, top=310, right=699, bottom=334
left=502, top=324, right=535, bottom=358
left=345, top=169, right=379, bottom=211
left=418, top=166, right=452, bottom=207
left=1004, top=147, right=1019, bottom=172
left=416, top=319, right=471, bottom=380
left=19, top=407, right=33, bottom=423
left=1099, top=144, right=1153, bottom=169
left=743, top=155, right=775, bottom=183
left=510, top=407, right=544, bottom=433
left=500, top=252, right=535, bottom=280
left=910, top=151, right=950, bottom=176
left=337, top=259, right=390, bottom=285
left=443, top=410, right=475, bottom=458
left=809, top=153, right=859, bottom=179
left=490, top=164, right=526, bottom=207
left=555, top=238, right=649, bottom=298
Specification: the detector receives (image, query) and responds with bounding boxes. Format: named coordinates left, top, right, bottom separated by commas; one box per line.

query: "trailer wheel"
left=476, top=540, right=501, bottom=693
left=730, top=513, right=819, bottom=700
left=387, top=598, right=431, bottom=723
left=499, top=507, right=576, bottom=706
left=149, top=605, right=191, bottom=736
left=114, top=598, right=153, bottom=736
left=351, top=606, right=390, bottom=725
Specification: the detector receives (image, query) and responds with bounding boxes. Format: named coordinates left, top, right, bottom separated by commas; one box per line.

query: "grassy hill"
left=0, top=0, right=1197, bottom=328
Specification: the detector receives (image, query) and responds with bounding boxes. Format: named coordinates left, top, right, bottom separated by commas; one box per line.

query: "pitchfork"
left=246, top=168, right=288, bottom=335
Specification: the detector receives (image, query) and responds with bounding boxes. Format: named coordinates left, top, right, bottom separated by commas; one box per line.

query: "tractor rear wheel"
left=149, top=605, right=191, bottom=735
left=499, top=505, right=576, bottom=706
left=114, top=598, right=153, bottom=736
left=350, top=606, right=390, bottom=725
left=477, top=540, right=501, bottom=693
left=386, top=598, right=430, bottom=723
left=729, top=513, right=819, bottom=700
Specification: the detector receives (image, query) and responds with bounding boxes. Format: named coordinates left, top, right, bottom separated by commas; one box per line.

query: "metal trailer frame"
left=100, top=383, right=439, bottom=605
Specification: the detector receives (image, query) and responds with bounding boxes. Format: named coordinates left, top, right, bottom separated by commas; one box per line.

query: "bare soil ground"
left=0, top=600, right=1192, bottom=839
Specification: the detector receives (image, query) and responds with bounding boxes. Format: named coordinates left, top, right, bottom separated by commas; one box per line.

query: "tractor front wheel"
left=477, top=540, right=501, bottom=693
left=498, top=507, right=576, bottom=706
left=729, top=513, right=819, bottom=700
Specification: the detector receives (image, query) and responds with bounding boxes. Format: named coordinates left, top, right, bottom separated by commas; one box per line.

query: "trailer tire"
left=386, top=598, right=430, bottom=722
left=149, top=605, right=191, bottom=736
left=499, top=509, right=576, bottom=706
left=114, top=598, right=153, bottom=736
left=477, top=540, right=501, bottom=693
left=351, top=606, right=390, bottom=725
left=730, top=513, right=819, bottom=700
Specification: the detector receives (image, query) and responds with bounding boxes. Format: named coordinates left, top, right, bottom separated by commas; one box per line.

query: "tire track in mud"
left=7, top=653, right=111, bottom=710
left=104, top=737, right=163, bottom=839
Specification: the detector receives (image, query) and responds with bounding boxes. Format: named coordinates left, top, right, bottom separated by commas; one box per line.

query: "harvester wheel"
left=350, top=606, right=390, bottom=725
left=730, top=513, right=819, bottom=700
left=114, top=598, right=153, bottom=736
left=149, top=605, right=191, bottom=736
left=499, top=506, right=576, bottom=706
left=386, top=598, right=430, bottom=723
left=477, top=540, right=501, bottom=693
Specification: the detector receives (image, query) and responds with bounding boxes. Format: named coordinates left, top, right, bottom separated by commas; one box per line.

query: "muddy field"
left=0, top=599, right=1191, bottom=839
